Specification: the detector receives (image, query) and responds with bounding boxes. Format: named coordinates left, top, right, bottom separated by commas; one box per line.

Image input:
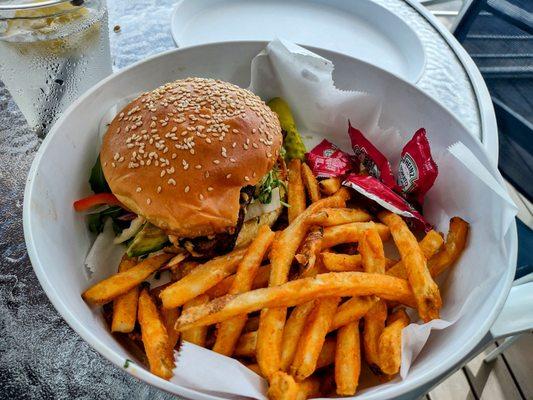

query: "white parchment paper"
left=170, top=39, right=517, bottom=398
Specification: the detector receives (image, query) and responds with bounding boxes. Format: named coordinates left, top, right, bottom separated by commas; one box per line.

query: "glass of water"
left=0, top=0, right=112, bottom=136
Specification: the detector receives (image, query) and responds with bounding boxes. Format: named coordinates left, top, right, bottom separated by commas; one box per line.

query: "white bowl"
left=23, top=42, right=516, bottom=399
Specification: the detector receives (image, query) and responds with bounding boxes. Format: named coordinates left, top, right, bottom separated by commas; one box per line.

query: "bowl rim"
left=23, top=40, right=517, bottom=400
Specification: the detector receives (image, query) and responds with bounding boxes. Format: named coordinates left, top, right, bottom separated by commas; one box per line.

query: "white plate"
left=24, top=42, right=516, bottom=400
left=171, top=0, right=426, bottom=83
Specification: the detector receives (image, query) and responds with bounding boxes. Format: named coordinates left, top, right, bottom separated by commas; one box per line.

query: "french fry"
left=206, top=264, right=271, bottom=298
left=310, top=208, right=372, bottom=227
left=322, top=252, right=362, bottom=272
left=181, top=294, right=210, bottom=347
left=333, top=187, right=352, bottom=202
left=378, top=308, right=410, bottom=375
left=160, top=248, right=247, bottom=309
left=280, top=301, right=316, bottom=371
left=427, top=217, right=469, bottom=277
left=288, top=159, right=306, bottom=223
left=301, top=162, right=321, bottom=203
left=290, top=296, right=341, bottom=380
left=363, top=301, right=387, bottom=370
left=386, top=230, right=444, bottom=279
left=379, top=211, right=442, bottom=322
left=160, top=306, right=180, bottom=350
left=316, top=336, right=336, bottom=369
left=82, top=253, right=173, bottom=305
left=176, top=272, right=415, bottom=331
left=359, top=228, right=386, bottom=274
left=295, top=227, right=323, bottom=277
left=257, top=195, right=346, bottom=378
left=244, top=315, right=260, bottom=332
left=111, top=256, right=140, bottom=333
left=267, top=371, right=321, bottom=400
left=319, top=177, right=341, bottom=195
left=170, top=260, right=199, bottom=282
left=234, top=330, right=257, bottom=358
left=213, top=226, right=275, bottom=356
left=335, top=321, right=361, bottom=395
left=357, top=227, right=388, bottom=371
left=321, top=222, right=390, bottom=249
left=329, top=296, right=380, bottom=332
left=137, top=288, right=174, bottom=380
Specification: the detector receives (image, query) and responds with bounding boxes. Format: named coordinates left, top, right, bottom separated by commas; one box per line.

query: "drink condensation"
left=0, top=1, right=112, bottom=135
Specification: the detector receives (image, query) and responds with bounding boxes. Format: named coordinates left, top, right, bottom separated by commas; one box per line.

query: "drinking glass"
left=0, top=0, right=112, bottom=136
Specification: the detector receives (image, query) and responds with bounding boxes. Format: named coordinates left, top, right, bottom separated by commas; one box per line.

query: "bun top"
left=100, top=78, right=282, bottom=238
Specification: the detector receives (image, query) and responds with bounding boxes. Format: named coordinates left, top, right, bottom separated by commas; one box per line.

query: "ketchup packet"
left=348, top=123, right=398, bottom=191
left=397, top=128, right=438, bottom=206
left=343, top=174, right=431, bottom=230
left=306, top=139, right=354, bottom=178
left=307, top=125, right=438, bottom=230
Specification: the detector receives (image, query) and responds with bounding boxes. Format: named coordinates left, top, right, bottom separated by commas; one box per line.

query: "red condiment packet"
left=348, top=122, right=398, bottom=191
left=306, top=139, right=354, bottom=178
left=343, top=174, right=431, bottom=231
left=397, top=128, right=438, bottom=206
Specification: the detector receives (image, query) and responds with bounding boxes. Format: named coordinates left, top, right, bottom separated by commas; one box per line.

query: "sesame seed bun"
left=100, top=78, right=282, bottom=238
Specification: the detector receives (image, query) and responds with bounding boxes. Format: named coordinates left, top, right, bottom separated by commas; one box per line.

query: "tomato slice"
left=73, top=193, right=122, bottom=212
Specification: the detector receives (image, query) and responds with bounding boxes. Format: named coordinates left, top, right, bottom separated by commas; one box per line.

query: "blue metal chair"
left=451, top=0, right=532, bottom=359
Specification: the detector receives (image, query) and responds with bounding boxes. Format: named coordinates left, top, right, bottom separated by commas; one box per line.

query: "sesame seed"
left=157, top=186, right=162, bottom=193
left=184, top=185, right=190, bottom=193
left=112, top=162, right=116, bottom=168
left=160, top=170, right=166, bottom=177
left=147, top=198, right=152, bottom=205
left=168, top=178, right=176, bottom=186
left=230, top=158, right=236, bottom=163
left=226, top=174, right=232, bottom=179
left=136, top=187, right=142, bottom=192
left=205, top=171, right=210, bottom=178
left=199, top=194, right=204, bottom=200
left=207, top=186, right=214, bottom=192
left=213, top=159, right=220, bottom=165
left=244, top=176, right=250, bottom=182
left=195, top=164, right=202, bottom=169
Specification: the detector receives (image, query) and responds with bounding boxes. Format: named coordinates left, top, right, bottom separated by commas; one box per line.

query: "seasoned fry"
left=138, top=288, right=174, bottom=380
left=335, top=321, right=361, bottom=395
left=170, top=260, right=199, bottom=282
left=111, top=256, right=140, bottom=333
left=427, top=217, right=469, bottom=277
left=316, top=336, right=336, bottom=369
left=310, top=208, right=371, bottom=227
left=295, top=227, right=323, bottom=277
left=257, top=195, right=346, bottom=378
left=267, top=371, right=321, bottom=400
left=160, top=306, right=180, bottom=350
left=290, top=296, right=341, bottom=380
left=379, top=211, right=442, bottom=322
left=206, top=264, right=271, bottom=298
left=386, top=230, right=444, bottom=279
left=234, top=330, right=257, bottom=358
left=359, top=228, right=386, bottom=274
left=363, top=301, right=387, bottom=370
left=288, top=159, right=306, bottom=223
left=82, top=253, right=173, bottom=305
left=321, top=222, right=390, bottom=249
left=181, top=294, right=210, bottom=347
left=280, top=301, right=316, bottom=371
left=378, top=308, right=410, bottom=375
left=213, top=226, right=275, bottom=356
left=176, top=272, right=415, bottom=331
left=329, top=296, right=379, bottom=332
left=321, top=252, right=362, bottom=272
left=244, top=315, right=260, bottom=332
left=319, top=177, right=341, bottom=195
left=301, top=162, right=321, bottom=203
left=160, top=248, right=246, bottom=309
